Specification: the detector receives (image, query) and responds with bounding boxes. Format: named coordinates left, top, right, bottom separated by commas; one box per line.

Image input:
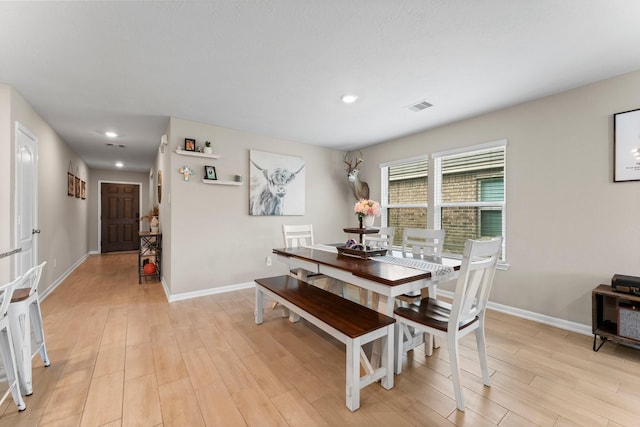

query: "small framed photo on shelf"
left=184, top=138, right=196, bottom=152
left=204, top=165, right=217, bottom=180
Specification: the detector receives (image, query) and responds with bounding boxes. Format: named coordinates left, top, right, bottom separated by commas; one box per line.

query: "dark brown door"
left=101, top=183, right=140, bottom=253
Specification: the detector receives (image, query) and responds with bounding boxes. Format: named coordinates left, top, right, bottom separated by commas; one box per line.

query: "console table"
left=592, top=284, right=640, bottom=351
left=138, top=232, right=162, bottom=284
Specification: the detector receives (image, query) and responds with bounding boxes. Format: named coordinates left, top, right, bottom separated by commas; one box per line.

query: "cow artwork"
left=249, top=150, right=306, bottom=216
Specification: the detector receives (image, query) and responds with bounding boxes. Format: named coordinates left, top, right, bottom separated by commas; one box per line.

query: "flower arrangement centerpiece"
left=354, top=199, right=381, bottom=228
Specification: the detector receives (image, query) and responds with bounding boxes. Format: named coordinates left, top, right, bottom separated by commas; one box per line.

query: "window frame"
left=380, top=155, right=429, bottom=246
left=432, top=139, right=507, bottom=264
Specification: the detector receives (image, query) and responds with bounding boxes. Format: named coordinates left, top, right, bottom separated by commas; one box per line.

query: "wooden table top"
left=273, top=246, right=460, bottom=287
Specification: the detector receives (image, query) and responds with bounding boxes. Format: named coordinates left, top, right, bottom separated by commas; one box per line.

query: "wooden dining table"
left=273, top=245, right=461, bottom=372
left=273, top=245, right=460, bottom=317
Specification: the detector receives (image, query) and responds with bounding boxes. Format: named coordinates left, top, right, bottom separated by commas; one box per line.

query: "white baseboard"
left=437, top=289, right=592, bottom=337
left=167, top=281, right=256, bottom=302
left=40, top=253, right=89, bottom=301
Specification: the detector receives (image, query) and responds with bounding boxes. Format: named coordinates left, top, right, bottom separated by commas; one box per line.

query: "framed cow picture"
left=249, top=150, right=305, bottom=216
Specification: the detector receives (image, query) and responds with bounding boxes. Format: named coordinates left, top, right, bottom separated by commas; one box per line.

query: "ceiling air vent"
left=407, top=100, right=433, bottom=112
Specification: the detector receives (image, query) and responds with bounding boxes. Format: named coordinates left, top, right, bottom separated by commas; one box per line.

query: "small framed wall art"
left=614, top=108, right=640, bottom=182
left=67, top=172, right=74, bottom=196
left=204, top=165, right=217, bottom=180
left=184, top=138, right=196, bottom=152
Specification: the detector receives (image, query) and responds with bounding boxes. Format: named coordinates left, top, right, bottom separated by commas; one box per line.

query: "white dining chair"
left=394, top=237, right=502, bottom=411
left=361, top=227, right=395, bottom=306
left=8, top=262, right=50, bottom=396
left=402, top=227, right=445, bottom=259
left=0, top=279, right=26, bottom=411
left=282, top=224, right=315, bottom=248
left=282, top=224, right=347, bottom=297
left=399, top=228, right=445, bottom=303
left=362, top=226, right=395, bottom=252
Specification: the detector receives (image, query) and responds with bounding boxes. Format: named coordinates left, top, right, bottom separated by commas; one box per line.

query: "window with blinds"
left=380, top=157, right=428, bottom=247
left=434, top=143, right=506, bottom=260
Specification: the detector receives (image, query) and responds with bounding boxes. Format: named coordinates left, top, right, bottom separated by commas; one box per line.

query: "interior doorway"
left=14, top=122, right=38, bottom=276
left=100, top=182, right=140, bottom=253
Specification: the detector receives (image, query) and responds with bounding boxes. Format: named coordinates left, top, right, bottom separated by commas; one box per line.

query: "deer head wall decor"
left=344, top=152, right=370, bottom=201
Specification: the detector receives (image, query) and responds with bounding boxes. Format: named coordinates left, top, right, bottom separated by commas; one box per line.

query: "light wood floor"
left=1, top=252, right=639, bottom=426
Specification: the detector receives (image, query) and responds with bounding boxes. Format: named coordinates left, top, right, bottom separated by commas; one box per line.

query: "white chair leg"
left=447, top=333, right=465, bottom=411
left=29, top=301, right=50, bottom=366
left=475, top=321, right=491, bottom=386
left=424, top=332, right=434, bottom=356
left=9, top=305, right=33, bottom=395
left=0, top=328, right=26, bottom=410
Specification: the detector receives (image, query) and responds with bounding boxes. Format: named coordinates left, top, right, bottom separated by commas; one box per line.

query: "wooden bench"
left=254, top=275, right=395, bottom=412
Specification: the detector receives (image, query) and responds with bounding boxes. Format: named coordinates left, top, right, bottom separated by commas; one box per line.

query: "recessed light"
left=105, top=131, right=118, bottom=138
left=115, top=161, right=124, bottom=168
left=341, top=94, right=358, bottom=104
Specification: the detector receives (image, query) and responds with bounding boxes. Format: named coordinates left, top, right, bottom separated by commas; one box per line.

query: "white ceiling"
left=1, top=1, right=640, bottom=172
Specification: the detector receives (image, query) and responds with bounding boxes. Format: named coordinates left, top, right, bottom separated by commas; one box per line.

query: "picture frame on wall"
left=204, top=165, right=217, bottom=180
left=614, top=108, right=640, bottom=182
left=81, top=180, right=86, bottom=199
left=249, top=150, right=305, bottom=216
left=67, top=172, right=74, bottom=196
left=184, top=138, right=196, bottom=152
left=75, top=176, right=81, bottom=198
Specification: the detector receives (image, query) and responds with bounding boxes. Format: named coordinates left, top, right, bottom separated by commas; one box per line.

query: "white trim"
left=438, top=289, right=591, bottom=336
left=167, top=281, right=255, bottom=302
left=97, top=180, right=143, bottom=253
left=431, top=138, right=507, bottom=159
left=379, top=153, right=429, bottom=168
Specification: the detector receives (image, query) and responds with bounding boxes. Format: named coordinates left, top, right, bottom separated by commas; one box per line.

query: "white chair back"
left=21, top=262, right=46, bottom=297
left=402, top=228, right=445, bottom=258
left=363, top=227, right=395, bottom=250
left=282, top=224, right=315, bottom=248
left=449, top=237, right=502, bottom=329
left=0, top=280, right=14, bottom=320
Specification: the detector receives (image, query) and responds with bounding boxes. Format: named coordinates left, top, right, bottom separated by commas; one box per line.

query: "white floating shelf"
left=176, top=148, right=220, bottom=159
left=201, top=179, right=242, bottom=186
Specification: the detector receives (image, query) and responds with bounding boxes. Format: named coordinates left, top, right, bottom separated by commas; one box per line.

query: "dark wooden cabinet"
left=592, top=284, right=640, bottom=351
left=138, top=232, right=161, bottom=284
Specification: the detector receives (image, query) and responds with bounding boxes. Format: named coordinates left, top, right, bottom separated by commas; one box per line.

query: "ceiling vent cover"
left=407, top=100, right=433, bottom=112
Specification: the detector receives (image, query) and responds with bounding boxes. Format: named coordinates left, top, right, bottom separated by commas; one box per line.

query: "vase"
left=363, top=215, right=375, bottom=228
left=203, top=146, right=213, bottom=154
left=358, top=216, right=364, bottom=229
left=150, top=216, right=159, bottom=233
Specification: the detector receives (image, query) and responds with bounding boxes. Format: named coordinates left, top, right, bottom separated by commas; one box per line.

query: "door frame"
left=13, top=122, right=38, bottom=277
left=98, top=180, right=143, bottom=253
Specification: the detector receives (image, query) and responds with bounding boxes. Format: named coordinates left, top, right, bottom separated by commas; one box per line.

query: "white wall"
left=0, top=85, right=90, bottom=294
left=0, top=85, right=12, bottom=283
left=162, top=117, right=351, bottom=296
left=358, top=70, right=640, bottom=325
